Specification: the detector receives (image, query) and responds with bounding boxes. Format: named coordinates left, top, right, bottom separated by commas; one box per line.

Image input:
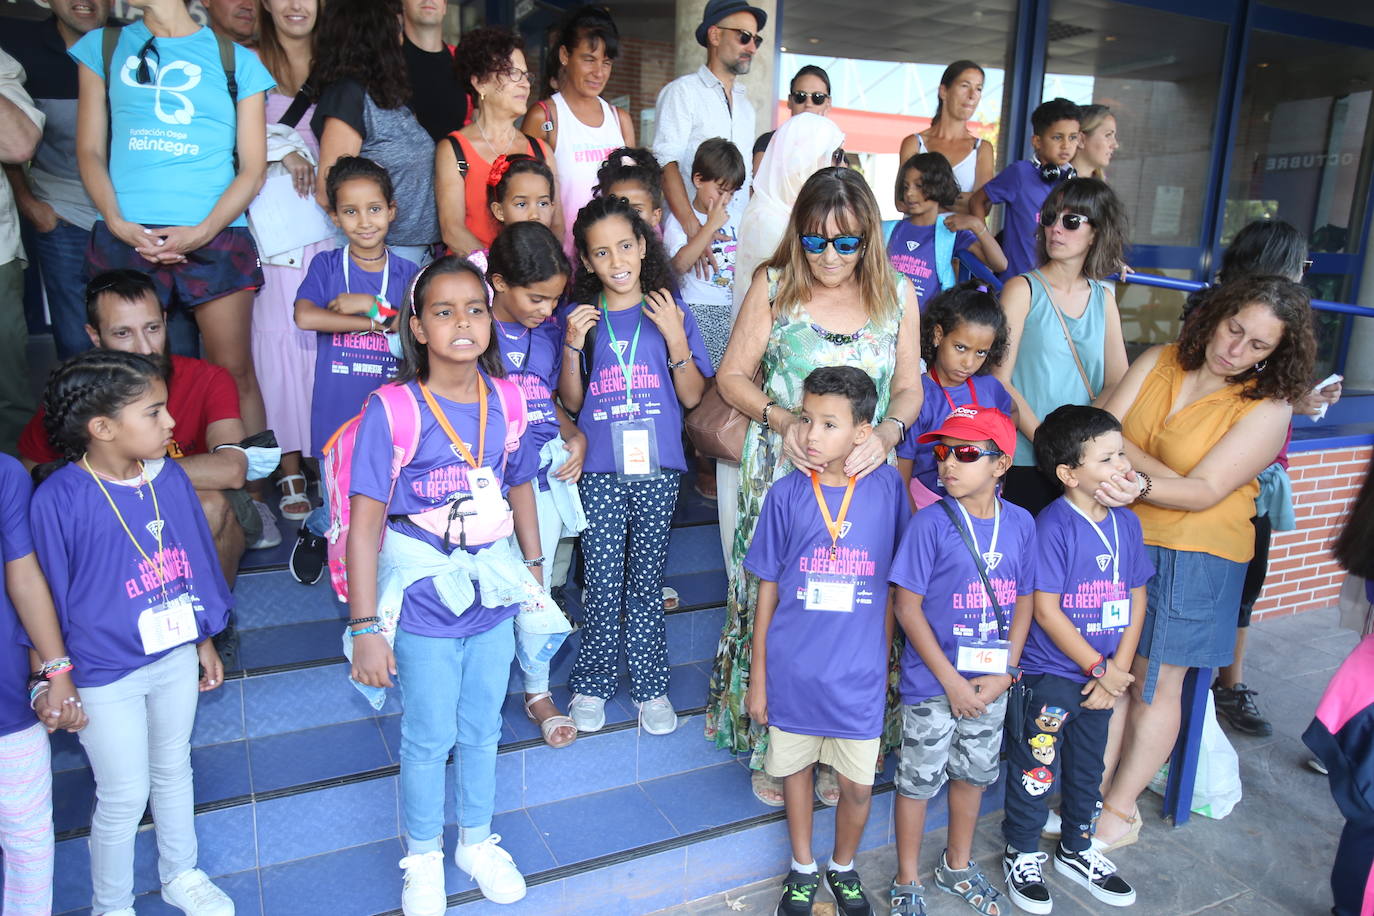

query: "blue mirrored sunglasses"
left=799, top=234, right=863, bottom=255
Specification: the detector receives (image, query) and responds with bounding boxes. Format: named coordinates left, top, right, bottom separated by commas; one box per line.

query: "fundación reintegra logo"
left=120, top=54, right=201, bottom=126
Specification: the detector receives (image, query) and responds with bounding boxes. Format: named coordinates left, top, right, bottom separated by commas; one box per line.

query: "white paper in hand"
left=248, top=173, right=336, bottom=257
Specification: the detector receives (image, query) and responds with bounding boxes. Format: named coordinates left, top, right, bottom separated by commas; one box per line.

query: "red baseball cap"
left=916, top=405, right=1016, bottom=456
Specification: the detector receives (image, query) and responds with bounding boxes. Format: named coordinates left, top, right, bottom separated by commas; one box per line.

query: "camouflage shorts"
left=896, top=694, right=1007, bottom=800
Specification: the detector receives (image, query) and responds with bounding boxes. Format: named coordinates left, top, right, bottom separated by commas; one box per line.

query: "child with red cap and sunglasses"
left=888, top=405, right=1035, bottom=916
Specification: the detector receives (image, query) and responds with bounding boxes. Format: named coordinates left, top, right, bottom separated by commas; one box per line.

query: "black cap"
left=696, top=0, right=767, bottom=47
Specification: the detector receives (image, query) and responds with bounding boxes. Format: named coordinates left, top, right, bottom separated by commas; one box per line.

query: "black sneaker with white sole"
left=289, top=524, right=328, bottom=585
left=776, top=869, right=820, bottom=915
left=1002, top=848, right=1053, bottom=914
left=823, top=867, right=873, bottom=915
left=1053, top=844, right=1135, bottom=907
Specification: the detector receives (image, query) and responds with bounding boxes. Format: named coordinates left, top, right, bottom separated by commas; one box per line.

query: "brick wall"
left=1250, top=444, right=1371, bottom=620
left=603, top=37, right=675, bottom=146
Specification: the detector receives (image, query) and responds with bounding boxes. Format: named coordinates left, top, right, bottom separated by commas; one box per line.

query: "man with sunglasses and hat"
left=652, top=0, right=764, bottom=271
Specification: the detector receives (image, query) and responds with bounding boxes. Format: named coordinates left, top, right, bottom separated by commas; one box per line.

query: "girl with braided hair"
left=30, top=349, right=235, bottom=915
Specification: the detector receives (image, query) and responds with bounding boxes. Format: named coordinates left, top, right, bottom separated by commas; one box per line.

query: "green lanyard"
left=601, top=295, right=642, bottom=408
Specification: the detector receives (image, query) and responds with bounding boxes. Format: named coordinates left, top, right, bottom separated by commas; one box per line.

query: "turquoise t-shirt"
left=70, top=23, right=275, bottom=227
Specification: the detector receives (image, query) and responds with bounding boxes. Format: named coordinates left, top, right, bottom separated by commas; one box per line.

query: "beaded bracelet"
left=41, top=657, right=73, bottom=679
left=1137, top=471, right=1153, bottom=500
left=28, top=680, right=49, bottom=710
left=523, top=556, right=546, bottom=568
left=347, top=616, right=380, bottom=626
left=350, top=624, right=383, bottom=637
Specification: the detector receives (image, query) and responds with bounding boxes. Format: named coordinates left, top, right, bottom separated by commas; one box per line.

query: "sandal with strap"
left=751, top=769, right=785, bottom=807
left=1092, top=801, right=1141, bottom=852
left=524, top=692, right=576, bottom=749
left=935, top=852, right=1004, bottom=916
left=278, top=474, right=311, bottom=521
left=814, top=764, right=841, bottom=807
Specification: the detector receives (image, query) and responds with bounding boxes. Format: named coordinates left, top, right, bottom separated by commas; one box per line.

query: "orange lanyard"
left=930, top=367, right=978, bottom=412
left=418, top=377, right=487, bottom=469
left=810, top=471, right=856, bottom=560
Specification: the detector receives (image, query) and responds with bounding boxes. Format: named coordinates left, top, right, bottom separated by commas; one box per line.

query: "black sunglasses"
left=1039, top=211, right=1093, bottom=231
left=716, top=25, right=764, bottom=47
left=932, top=443, right=1003, bottom=463
left=134, top=35, right=158, bottom=85
left=790, top=90, right=829, bottom=106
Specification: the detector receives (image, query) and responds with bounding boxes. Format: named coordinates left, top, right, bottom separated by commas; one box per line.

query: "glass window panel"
left=1042, top=0, right=1229, bottom=247
left=1224, top=31, right=1374, bottom=254
left=1255, top=1, right=1374, bottom=29
left=1113, top=270, right=1192, bottom=361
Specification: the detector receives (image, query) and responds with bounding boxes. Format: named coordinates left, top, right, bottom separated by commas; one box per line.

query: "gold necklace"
left=475, top=115, right=514, bottom=160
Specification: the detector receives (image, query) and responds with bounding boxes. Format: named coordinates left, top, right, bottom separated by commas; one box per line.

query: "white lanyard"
left=343, top=247, right=390, bottom=304
left=954, top=498, right=1001, bottom=572
left=1065, top=499, right=1120, bottom=584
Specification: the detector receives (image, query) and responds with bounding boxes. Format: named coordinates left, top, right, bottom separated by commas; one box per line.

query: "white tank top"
left=550, top=92, right=627, bottom=241
left=917, top=134, right=982, bottom=193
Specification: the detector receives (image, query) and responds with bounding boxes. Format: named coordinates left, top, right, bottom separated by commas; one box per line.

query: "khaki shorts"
left=764, top=726, right=880, bottom=786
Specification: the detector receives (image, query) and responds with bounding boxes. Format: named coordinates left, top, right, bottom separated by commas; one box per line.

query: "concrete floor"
left=658, top=605, right=1358, bottom=916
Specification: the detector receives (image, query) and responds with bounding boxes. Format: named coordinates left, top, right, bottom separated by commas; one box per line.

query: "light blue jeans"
left=395, top=620, right=515, bottom=852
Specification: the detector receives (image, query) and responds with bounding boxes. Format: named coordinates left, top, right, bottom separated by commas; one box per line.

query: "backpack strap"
left=278, top=80, right=314, bottom=127
left=526, top=135, right=546, bottom=163
left=101, top=25, right=121, bottom=83
left=446, top=132, right=469, bottom=179
left=373, top=383, right=423, bottom=477
left=933, top=215, right=957, bottom=292
left=215, top=32, right=238, bottom=100
left=489, top=376, right=528, bottom=453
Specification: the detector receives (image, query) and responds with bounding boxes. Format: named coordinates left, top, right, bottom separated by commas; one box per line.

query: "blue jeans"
left=29, top=220, right=93, bottom=359
left=394, top=620, right=515, bottom=852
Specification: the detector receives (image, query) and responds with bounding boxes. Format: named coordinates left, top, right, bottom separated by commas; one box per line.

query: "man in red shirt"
left=20, top=270, right=270, bottom=584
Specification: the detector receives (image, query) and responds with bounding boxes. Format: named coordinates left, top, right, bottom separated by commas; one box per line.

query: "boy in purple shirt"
left=746, top=367, right=909, bottom=916
left=888, top=406, right=1035, bottom=916
left=1001, top=406, right=1149, bottom=913
left=970, top=98, right=1081, bottom=283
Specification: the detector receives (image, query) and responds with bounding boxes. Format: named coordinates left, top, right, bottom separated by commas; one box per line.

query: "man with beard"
left=20, top=271, right=260, bottom=594
left=1, top=0, right=111, bottom=362
left=206, top=0, right=259, bottom=47
left=652, top=0, right=763, bottom=254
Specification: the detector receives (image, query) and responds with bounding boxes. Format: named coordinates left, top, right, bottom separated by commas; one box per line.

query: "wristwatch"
left=1085, top=654, right=1108, bottom=679
left=1006, top=664, right=1023, bottom=683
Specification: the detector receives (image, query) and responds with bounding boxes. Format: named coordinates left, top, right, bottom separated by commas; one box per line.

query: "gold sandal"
left=524, top=692, right=576, bottom=749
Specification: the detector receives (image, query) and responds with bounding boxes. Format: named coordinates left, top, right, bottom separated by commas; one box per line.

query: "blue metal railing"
left=1117, top=271, right=1374, bottom=318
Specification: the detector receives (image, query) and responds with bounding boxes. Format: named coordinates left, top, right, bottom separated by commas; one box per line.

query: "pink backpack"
left=320, top=378, right=528, bottom=603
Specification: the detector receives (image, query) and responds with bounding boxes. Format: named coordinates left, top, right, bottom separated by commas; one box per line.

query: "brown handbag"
left=686, top=369, right=763, bottom=463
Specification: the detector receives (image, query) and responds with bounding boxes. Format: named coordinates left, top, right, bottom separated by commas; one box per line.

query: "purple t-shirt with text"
left=745, top=467, right=909, bottom=739
left=897, top=374, right=1015, bottom=493
left=495, top=317, right=563, bottom=455
left=296, top=248, right=421, bottom=454
left=0, top=456, right=36, bottom=737
left=886, top=220, right=976, bottom=311
left=350, top=377, right=539, bottom=638
left=30, top=460, right=233, bottom=688
left=1021, top=498, right=1155, bottom=682
left=981, top=160, right=1053, bottom=282
left=889, top=496, right=1035, bottom=704
left=575, top=300, right=714, bottom=474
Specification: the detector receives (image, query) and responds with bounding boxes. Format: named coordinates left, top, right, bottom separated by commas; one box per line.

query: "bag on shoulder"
left=319, top=377, right=527, bottom=603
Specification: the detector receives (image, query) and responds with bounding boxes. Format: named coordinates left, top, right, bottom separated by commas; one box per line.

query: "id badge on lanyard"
left=1065, top=500, right=1127, bottom=629
left=604, top=300, right=661, bottom=478
left=804, top=574, right=856, bottom=613
left=952, top=498, right=1010, bottom=675
left=137, top=593, right=199, bottom=655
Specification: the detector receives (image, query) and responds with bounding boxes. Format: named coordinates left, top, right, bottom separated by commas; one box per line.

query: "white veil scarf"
left=731, top=112, right=847, bottom=322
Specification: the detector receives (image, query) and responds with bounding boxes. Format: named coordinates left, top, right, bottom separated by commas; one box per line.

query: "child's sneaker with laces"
left=636, top=695, right=678, bottom=735
left=1002, top=848, right=1052, bottom=914
left=454, top=834, right=526, bottom=904
left=398, top=850, right=446, bottom=916
left=934, top=851, right=1004, bottom=915
left=889, top=880, right=928, bottom=915
left=824, top=866, right=872, bottom=914
left=160, top=867, right=234, bottom=915
left=568, top=693, right=606, bottom=732
left=775, top=868, right=820, bottom=915
left=1053, top=844, right=1135, bottom=907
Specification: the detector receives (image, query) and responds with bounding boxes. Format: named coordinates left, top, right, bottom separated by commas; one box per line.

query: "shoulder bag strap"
left=446, top=133, right=469, bottom=179
left=278, top=80, right=314, bottom=127
left=1030, top=270, right=1095, bottom=402
left=527, top=135, right=546, bottom=163
left=215, top=32, right=237, bottom=100
left=936, top=499, right=1008, bottom=639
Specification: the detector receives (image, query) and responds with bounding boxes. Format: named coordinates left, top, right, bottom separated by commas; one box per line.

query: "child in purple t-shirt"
left=888, top=405, right=1035, bottom=916
left=1000, top=405, right=1150, bottom=913
left=558, top=194, right=713, bottom=737
left=293, top=156, right=421, bottom=455
left=897, top=284, right=1015, bottom=510
left=745, top=367, right=910, bottom=913
left=970, top=98, right=1082, bottom=282
left=888, top=152, right=1006, bottom=310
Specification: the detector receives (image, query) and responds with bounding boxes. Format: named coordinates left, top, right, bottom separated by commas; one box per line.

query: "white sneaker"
left=568, top=693, right=606, bottom=732
left=398, top=850, right=447, bottom=916
left=636, top=695, right=678, bottom=735
left=454, top=834, right=526, bottom=904
left=248, top=499, right=283, bottom=550
left=161, top=868, right=234, bottom=915
left=1042, top=809, right=1063, bottom=839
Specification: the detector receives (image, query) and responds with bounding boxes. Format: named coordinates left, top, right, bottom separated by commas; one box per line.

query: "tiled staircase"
left=48, top=481, right=1005, bottom=915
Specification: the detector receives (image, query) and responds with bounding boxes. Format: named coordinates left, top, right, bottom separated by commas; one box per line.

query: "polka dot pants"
left=569, top=470, right=681, bottom=703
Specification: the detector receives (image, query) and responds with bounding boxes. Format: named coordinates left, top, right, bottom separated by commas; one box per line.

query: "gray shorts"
left=896, top=694, right=1007, bottom=800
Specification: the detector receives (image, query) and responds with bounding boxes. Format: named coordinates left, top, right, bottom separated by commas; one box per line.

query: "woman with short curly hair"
left=437, top=26, right=560, bottom=256
left=1092, top=274, right=1316, bottom=850
left=311, top=0, right=439, bottom=264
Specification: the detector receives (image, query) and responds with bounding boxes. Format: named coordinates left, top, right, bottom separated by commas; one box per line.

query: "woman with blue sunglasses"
left=708, top=166, right=922, bottom=806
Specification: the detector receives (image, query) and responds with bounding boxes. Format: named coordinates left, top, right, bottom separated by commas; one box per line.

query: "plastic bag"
left=1147, top=692, right=1243, bottom=819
